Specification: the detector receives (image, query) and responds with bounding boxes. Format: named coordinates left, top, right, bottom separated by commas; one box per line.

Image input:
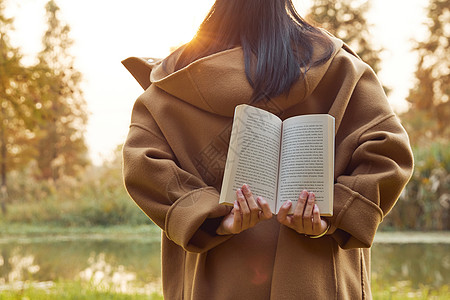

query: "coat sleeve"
left=327, top=59, right=414, bottom=249
left=122, top=95, right=232, bottom=253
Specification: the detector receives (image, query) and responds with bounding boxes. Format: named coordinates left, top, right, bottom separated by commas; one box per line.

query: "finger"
left=293, top=190, right=308, bottom=228
left=242, top=184, right=260, bottom=226
left=236, top=188, right=250, bottom=229
left=231, top=200, right=242, bottom=233
left=277, top=200, right=292, bottom=225
left=257, top=197, right=272, bottom=220
left=312, top=204, right=322, bottom=234
left=303, top=192, right=316, bottom=232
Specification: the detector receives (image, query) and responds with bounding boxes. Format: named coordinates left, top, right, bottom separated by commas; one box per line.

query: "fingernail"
left=301, top=190, right=308, bottom=198
left=284, top=200, right=292, bottom=207
left=237, top=189, right=243, bottom=195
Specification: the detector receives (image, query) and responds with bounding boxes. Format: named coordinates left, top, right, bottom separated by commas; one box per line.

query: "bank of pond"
left=0, top=229, right=449, bottom=299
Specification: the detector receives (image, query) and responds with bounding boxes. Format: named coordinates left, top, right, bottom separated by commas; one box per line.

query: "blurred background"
left=0, top=0, right=448, bottom=299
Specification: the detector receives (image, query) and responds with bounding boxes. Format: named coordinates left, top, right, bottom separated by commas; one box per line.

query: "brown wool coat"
left=122, top=36, right=414, bottom=299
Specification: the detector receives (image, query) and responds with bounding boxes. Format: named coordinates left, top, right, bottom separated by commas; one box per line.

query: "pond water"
left=0, top=232, right=449, bottom=294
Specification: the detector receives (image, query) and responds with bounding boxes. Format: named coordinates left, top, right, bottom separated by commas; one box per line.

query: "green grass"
left=0, top=280, right=163, bottom=300
left=0, top=223, right=162, bottom=244
left=1, top=280, right=448, bottom=300
left=0, top=223, right=161, bottom=236
left=372, top=280, right=450, bottom=299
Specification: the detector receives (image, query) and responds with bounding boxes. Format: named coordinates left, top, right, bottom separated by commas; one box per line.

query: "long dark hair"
left=173, top=0, right=335, bottom=102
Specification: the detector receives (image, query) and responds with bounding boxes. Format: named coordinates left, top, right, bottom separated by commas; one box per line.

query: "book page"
left=219, top=105, right=282, bottom=213
left=276, top=115, right=334, bottom=215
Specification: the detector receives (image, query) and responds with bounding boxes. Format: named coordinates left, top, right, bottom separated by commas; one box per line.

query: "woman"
left=122, top=0, right=414, bottom=299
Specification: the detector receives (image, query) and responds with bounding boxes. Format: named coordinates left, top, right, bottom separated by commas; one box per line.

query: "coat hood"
left=122, top=36, right=348, bottom=117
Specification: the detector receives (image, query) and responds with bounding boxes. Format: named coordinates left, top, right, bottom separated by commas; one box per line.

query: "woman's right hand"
left=216, top=184, right=272, bottom=235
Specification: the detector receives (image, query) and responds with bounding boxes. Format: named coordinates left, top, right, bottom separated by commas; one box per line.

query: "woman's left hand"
left=277, top=190, right=328, bottom=236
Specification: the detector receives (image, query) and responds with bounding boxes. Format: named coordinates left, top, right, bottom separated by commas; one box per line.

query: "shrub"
left=381, top=142, right=450, bottom=231
left=2, top=146, right=150, bottom=227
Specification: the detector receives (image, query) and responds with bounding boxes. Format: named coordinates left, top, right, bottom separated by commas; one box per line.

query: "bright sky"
left=5, top=0, right=429, bottom=165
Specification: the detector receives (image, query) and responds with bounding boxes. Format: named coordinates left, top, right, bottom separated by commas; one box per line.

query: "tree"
left=384, top=0, right=450, bottom=231
left=401, top=0, right=449, bottom=144
left=34, top=0, right=89, bottom=180
left=0, top=0, right=41, bottom=213
left=306, top=0, right=383, bottom=74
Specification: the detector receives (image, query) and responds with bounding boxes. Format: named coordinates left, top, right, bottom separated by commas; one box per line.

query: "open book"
left=219, top=104, right=334, bottom=216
